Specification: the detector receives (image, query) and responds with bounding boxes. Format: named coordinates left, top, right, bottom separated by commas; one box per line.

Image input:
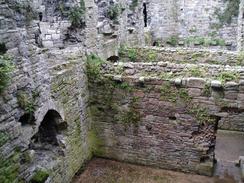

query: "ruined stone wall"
left=146, top=0, right=239, bottom=50
left=0, top=0, right=145, bottom=182
left=88, top=47, right=244, bottom=176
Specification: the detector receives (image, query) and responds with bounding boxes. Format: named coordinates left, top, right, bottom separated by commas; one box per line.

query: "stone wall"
left=88, top=47, right=244, bottom=176
left=145, top=0, right=239, bottom=50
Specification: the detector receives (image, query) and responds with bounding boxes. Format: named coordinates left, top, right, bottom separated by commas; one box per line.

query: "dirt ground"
left=72, top=158, right=238, bottom=183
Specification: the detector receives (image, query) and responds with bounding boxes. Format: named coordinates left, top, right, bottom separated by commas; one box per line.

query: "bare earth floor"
left=72, top=158, right=238, bottom=183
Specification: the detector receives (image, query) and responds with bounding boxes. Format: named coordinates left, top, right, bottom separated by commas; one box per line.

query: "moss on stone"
left=30, top=170, right=49, bottom=183
left=88, top=130, right=105, bottom=157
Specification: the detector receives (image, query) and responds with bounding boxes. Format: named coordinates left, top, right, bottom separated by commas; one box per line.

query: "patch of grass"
left=30, top=170, right=49, bottom=183
left=186, top=67, right=206, bottom=78
left=0, top=55, right=14, bottom=94
left=216, top=71, right=240, bottom=83
left=166, top=35, right=179, bottom=46
left=127, top=48, right=137, bottom=62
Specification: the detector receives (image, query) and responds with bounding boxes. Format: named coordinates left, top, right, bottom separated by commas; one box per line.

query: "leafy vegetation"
left=214, top=0, right=240, bottom=27
left=17, top=90, right=39, bottom=114
left=0, top=55, right=14, bottom=94
left=69, top=0, right=86, bottom=28
left=107, top=4, right=121, bottom=22
left=0, top=151, right=20, bottom=183
left=216, top=71, right=240, bottom=83
left=160, top=82, right=214, bottom=124
left=166, top=35, right=179, bottom=46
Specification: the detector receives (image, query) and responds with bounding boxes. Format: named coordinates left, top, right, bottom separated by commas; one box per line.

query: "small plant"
left=120, top=109, right=140, bottom=125
left=17, top=90, right=39, bottom=114
left=203, top=83, right=211, bottom=97
left=107, top=4, right=121, bottom=22
left=186, top=67, right=206, bottom=78
left=30, top=170, right=49, bottom=183
left=127, top=48, right=137, bottom=62
left=86, top=54, right=105, bottom=82
left=160, top=82, right=177, bottom=102
left=237, top=51, right=244, bottom=65
left=166, top=35, right=179, bottom=46
left=216, top=71, right=240, bottom=83
left=69, top=0, right=86, bottom=28
left=0, top=55, right=14, bottom=93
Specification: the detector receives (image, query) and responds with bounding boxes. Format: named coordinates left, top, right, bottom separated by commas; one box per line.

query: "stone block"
left=186, top=78, right=206, bottom=89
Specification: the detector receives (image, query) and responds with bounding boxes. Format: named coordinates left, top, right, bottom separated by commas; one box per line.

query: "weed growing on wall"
left=160, top=81, right=215, bottom=124
left=0, top=55, right=14, bottom=94
left=17, top=90, right=39, bottom=114
left=30, top=169, right=49, bottom=183
left=69, top=0, right=86, bottom=28
left=214, top=0, right=240, bottom=27
left=216, top=71, right=240, bottom=83
left=107, top=4, right=121, bottom=22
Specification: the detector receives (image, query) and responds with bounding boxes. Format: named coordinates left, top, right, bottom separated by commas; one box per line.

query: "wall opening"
left=143, top=3, right=148, bottom=27
left=0, top=43, right=7, bottom=55
left=30, top=110, right=67, bottom=148
left=19, top=113, right=35, bottom=126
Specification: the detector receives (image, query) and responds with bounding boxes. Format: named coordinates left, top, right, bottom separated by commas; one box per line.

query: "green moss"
left=160, top=82, right=214, bottom=124
left=0, top=55, right=14, bottom=94
left=88, top=130, right=105, bottom=157
left=30, top=170, right=49, bottom=183
left=119, top=109, right=140, bottom=125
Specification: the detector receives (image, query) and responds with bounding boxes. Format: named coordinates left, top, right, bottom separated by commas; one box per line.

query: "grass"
left=216, top=71, right=240, bottom=83
left=0, top=55, right=14, bottom=94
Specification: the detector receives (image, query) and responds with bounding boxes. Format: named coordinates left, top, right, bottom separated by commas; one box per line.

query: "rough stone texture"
left=146, top=0, right=239, bottom=50
left=1, top=0, right=244, bottom=182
